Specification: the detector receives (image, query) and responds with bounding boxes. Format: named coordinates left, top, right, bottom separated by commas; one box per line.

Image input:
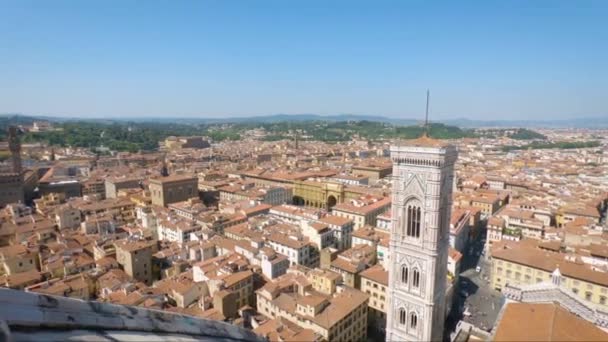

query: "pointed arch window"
left=412, top=269, right=420, bottom=288
left=401, top=265, right=409, bottom=284
left=399, top=308, right=406, bottom=325
left=406, top=205, right=421, bottom=238
left=410, top=312, right=418, bottom=330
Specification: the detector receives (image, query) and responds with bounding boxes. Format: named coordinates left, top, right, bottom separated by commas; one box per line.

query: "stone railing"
left=0, top=288, right=265, bottom=342
left=503, top=282, right=608, bottom=328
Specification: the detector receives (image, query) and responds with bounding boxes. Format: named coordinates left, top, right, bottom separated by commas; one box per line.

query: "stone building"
left=0, top=126, right=24, bottom=206
left=149, top=174, right=198, bottom=207
left=386, top=135, right=457, bottom=342
left=114, top=239, right=155, bottom=285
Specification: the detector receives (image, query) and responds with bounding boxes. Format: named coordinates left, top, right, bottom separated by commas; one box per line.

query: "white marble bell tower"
left=386, top=135, right=458, bottom=342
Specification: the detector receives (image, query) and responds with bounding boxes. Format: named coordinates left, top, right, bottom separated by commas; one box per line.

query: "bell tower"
left=386, top=92, right=458, bottom=341
left=8, top=126, right=22, bottom=175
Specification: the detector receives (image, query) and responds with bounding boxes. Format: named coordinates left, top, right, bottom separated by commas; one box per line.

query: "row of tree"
left=501, top=140, right=600, bottom=151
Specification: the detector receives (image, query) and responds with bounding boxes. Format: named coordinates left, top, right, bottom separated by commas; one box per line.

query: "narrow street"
left=446, top=225, right=505, bottom=336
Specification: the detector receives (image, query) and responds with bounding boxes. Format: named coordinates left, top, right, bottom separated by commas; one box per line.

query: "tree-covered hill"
left=8, top=118, right=476, bottom=152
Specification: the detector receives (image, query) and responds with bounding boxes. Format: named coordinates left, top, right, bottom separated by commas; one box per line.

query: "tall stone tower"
left=386, top=135, right=457, bottom=341
left=8, top=126, right=22, bottom=175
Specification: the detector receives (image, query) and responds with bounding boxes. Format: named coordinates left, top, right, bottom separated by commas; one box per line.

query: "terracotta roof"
left=359, top=264, right=388, bottom=286
left=448, top=247, right=463, bottom=263
left=318, top=215, right=352, bottom=227
left=114, top=239, right=155, bottom=253
left=149, top=174, right=197, bottom=184
left=397, top=134, right=450, bottom=148
left=253, top=317, right=317, bottom=342
left=0, top=269, right=42, bottom=288
left=494, top=303, right=608, bottom=341
left=332, top=197, right=391, bottom=215
left=310, top=288, right=368, bottom=329
left=492, top=242, right=608, bottom=287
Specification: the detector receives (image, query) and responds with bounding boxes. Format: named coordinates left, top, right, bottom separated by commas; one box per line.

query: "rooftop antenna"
left=424, top=89, right=430, bottom=137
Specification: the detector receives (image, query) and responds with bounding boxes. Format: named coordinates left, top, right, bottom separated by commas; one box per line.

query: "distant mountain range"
left=1, top=113, right=607, bottom=128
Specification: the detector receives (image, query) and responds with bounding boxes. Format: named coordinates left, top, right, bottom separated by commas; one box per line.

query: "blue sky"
left=0, top=1, right=606, bottom=120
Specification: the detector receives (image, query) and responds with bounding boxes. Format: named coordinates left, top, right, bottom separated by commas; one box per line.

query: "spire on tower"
left=423, top=89, right=430, bottom=137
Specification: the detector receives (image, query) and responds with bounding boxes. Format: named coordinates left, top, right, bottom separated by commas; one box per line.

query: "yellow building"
left=74, top=198, right=137, bottom=225
left=491, top=242, right=608, bottom=307
left=293, top=180, right=344, bottom=209
left=359, top=264, right=388, bottom=334
left=557, top=205, right=602, bottom=228
left=0, top=244, right=38, bottom=276
left=470, top=194, right=500, bottom=216
left=34, top=192, right=66, bottom=215
left=256, top=273, right=369, bottom=342
left=332, top=197, right=391, bottom=230
left=307, top=268, right=341, bottom=295
left=293, top=179, right=386, bottom=210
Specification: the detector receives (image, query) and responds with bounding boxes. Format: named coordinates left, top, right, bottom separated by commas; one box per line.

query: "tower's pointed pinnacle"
left=404, top=90, right=446, bottom=147
left=423, top=89, right=430, bottom=138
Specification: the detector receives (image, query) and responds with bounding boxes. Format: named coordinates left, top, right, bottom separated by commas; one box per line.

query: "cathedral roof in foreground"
left=0, top=288, right=264, bottom=342
left=494, top=302, right=608, bottom=341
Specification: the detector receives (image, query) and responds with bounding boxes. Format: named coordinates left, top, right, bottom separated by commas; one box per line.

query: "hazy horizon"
left=3, top=112, right=607, bottom=123
left=1, top=1, right=607, bottom=120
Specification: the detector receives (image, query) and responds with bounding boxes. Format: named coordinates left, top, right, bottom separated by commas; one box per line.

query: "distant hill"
left=442, top=117, right=608, bottom=129
left=120, top=114, right=420, bottom=126
left=1, top=113, right=607, bottom=128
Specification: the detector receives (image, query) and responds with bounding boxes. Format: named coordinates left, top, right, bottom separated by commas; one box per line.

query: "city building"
left=105, top=176, right=142, bottom=199
left=332, top=196, right=391, bottom=230
left=0, top=244, right=38, bottom=276
left=0, top=126, right=24, bottom=206
left=359, top=264, right=389, bottom=334
left=149, top=174, right=198, bottom=207
left=114, top=239, right=155, bottom=285
left=164, top=136, right=211, bottom=150
left=491, top=241, right=608, bottom=307
left=256, top=272, right=369, bottom=341
left=449, top=208, right=471, bottom=253
left=351, top=163, right=392, bottom=181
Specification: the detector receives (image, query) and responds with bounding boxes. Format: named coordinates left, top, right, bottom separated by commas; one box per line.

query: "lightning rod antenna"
left=424, top=89, right=430, bottom=137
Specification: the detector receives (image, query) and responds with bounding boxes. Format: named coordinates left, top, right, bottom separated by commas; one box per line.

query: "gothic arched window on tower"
left=405, top=205, right=413, bottom=236
left=401, top=265, right=409, bottom=284
left=414, top=207, right=421, bottom=237
left=410, top=312, right=418, bottom=330
left=412, top=269, right=420, bottom=288
left=399, top=308, right=406, bottom=325
left=405, top=204, right=422, bottom=238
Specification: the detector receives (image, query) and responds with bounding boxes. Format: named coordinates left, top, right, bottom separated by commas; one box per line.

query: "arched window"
left=410, top=312, right=418, bottom=330
left=399, top=308, right=406, bottom=325
left=406, top=204, right=422, bottom=238
left=401, top=265, right=409, bottom=284
left=412, top=269, right=420, bottom=288
left=414, top=207, right=421, bottom=237
left=406, top=205, right=413, bottom=236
